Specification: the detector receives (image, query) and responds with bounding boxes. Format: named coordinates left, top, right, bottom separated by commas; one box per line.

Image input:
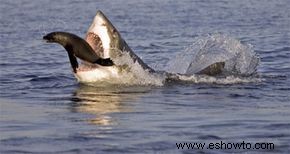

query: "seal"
left=43, top=32, right=113, bottom=73
left=43, top=11, right=225, bottom=84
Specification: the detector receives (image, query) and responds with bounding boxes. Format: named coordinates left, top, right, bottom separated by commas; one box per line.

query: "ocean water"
left=1, top=0, right=290, bottom=153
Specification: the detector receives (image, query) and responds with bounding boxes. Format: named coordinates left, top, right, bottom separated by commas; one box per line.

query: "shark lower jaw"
left=74, top=64, right=120, bottom=83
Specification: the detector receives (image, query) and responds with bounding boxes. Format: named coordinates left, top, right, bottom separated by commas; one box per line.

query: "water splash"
left=109, top=49, right=166, bottom=86
left=102, top=34, right=261, bottom=86
left=167, top=34, right=260, bottom=76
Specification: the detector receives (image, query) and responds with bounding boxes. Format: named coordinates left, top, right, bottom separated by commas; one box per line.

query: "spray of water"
left=109, top=34, right=260, bottom=86
left=167, top=34, right=259, bottom=76
left=42, top=26, right=260, bottom=86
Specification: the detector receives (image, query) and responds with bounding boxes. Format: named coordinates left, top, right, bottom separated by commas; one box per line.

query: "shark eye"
left=111, top=29, right=117, bottom=38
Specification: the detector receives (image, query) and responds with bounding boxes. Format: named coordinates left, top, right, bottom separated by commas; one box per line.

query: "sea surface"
left=1, top=0, right=290, bottom=153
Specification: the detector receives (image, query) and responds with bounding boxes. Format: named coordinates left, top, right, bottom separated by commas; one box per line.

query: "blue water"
left=1, top=0, right=290, bottom=153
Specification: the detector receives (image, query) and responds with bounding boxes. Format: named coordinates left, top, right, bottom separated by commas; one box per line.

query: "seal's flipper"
left=95, top=58, right=114, bottom=66
left=66, top=49, right=79, bottom=73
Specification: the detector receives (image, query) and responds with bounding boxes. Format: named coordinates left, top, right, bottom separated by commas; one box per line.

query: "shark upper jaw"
left=85, top=10, right=155, bottom=73
left=85, top=10, right=123, bottom=59
left=75, top=11, right=155, bottom=83
left=73, top=11, right=125, bottom=82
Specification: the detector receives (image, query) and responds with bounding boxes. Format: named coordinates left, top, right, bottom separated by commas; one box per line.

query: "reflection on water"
left=71, top=84, right=151, bottom=126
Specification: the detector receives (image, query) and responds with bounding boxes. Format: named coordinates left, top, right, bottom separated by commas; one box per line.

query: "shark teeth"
left=86, top=32, right=104, bottom=58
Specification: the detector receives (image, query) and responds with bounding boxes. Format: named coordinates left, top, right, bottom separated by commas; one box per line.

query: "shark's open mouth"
left=86, top=32, right=104, bottom=58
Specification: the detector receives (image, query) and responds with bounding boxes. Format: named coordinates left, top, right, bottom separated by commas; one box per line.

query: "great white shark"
left=43, top=11, right=224, bottom=84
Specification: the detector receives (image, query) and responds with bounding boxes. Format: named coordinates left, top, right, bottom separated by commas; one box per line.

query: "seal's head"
left=43, top=32, right=74, bottom=46
left=43, top=32, right=56, bottom=42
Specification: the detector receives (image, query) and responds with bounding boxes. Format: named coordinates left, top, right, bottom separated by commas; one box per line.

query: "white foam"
left=176, top=74, right=263, bottom=84
left=112, top=50, right=166, bottom=86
